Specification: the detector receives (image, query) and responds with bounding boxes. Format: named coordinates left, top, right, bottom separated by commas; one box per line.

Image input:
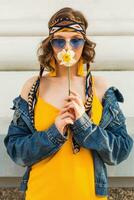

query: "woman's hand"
left=64, top=90, right=85, bottom=121
left=55, top=107, right=75, bottom=135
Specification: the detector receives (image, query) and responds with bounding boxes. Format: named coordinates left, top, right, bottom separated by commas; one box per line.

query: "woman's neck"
left=55, top=62, right=79, bottom=80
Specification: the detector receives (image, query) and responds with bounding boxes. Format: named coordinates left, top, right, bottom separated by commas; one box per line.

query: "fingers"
left=59, top=104, right=75, bottom=113
left=64, top=118, right=74, bottom=125
left=59, top=107, right=69, bottom=114
left=60, top=110, right=75, bottom=120
left=64, top=90, right=83, bottom=106
left=63, top=100, right=78, bottom=111
left=70, top=90, right=81, bottom=97
left=64, top=96, right=81, bottom=105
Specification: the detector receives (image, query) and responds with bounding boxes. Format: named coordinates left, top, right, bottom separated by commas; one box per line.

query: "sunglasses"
left=50, top=37, right=86, bottom=49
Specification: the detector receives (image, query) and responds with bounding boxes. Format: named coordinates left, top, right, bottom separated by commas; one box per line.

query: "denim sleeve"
left=4, top=116, right=67, bottom=167
left=69, top=112, right=133, bottom=165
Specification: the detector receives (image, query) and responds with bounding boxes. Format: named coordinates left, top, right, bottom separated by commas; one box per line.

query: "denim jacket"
left=4, top=86, right=133, bottom=197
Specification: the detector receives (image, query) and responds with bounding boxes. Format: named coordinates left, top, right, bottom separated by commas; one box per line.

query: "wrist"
left=70, top=112, right=92, bottom=134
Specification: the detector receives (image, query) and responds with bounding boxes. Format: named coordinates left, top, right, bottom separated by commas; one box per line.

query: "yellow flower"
left=57, top=49, right=76, bottom=67
left=63, top=53, right=71, bottom=62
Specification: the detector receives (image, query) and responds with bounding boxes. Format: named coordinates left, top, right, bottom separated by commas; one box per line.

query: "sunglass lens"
left=71, top=38, right=85, bottom=48
left=51, top=39, right=65, bottom=49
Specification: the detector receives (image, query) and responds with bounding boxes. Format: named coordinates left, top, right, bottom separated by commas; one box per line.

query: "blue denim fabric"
left=4, top=86, right=133, bottom=197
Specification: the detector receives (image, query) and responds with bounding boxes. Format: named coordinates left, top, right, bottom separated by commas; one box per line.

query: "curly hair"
left=37, top=7, right=96, bottom=75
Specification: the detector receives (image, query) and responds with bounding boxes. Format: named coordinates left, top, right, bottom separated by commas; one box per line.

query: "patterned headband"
left=49, top=17, right=86, bottom=35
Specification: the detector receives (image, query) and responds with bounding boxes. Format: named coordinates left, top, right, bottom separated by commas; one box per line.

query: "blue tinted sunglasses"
left=50, top=37, right=86, bottom=49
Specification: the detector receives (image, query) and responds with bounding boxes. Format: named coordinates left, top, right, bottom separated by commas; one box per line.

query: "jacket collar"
left=11, top=95, right=30, bottom=120
left=102, top=86, right=124, bottom=105
left=11, top=86, right=124, bottom=120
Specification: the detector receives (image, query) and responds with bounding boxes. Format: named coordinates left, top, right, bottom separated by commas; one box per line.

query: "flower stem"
left=67, top=66, right=71, bottom=96
left=66, top=66, right=71, bottom=136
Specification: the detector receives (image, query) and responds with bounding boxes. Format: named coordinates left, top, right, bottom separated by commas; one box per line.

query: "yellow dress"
left=25, top=76, right=108, bottom=200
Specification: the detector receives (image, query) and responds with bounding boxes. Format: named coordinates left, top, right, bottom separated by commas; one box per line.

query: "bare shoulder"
left=20, top=75, right=39, bottom=102
left=93, top=75, right=111, bottom=89
left=93, top=75, right=111, bottom=103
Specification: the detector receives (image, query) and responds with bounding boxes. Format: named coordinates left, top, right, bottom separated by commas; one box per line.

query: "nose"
left=64, top=39, right=71, bottom=50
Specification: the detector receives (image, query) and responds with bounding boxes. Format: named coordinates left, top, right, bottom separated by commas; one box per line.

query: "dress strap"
left=92, top=75, right=95, bottom=94
left=27, top=76, right=40, bottom=124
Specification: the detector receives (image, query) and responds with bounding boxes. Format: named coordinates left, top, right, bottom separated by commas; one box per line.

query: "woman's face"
left=51, top=31, right=85, bottom=66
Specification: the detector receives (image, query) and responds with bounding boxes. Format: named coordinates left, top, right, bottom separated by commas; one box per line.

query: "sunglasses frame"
left=50, top=37, right=86, bottom=49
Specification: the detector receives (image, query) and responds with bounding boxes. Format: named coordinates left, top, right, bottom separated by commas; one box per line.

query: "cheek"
left=75, top=47, right=84, bottom=60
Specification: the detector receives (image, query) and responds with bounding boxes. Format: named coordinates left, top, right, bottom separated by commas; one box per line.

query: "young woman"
left=4, top=7, right=133, bottom=200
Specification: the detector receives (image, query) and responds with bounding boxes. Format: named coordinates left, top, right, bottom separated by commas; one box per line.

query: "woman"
left=4, top=7, right=133, bottom=200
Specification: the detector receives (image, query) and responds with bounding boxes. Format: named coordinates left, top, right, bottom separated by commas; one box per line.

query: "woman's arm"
left=4, top=76, right=67, bottom=167
left=4, top=117, right=67, bottom=167
left=70, top=83, right=133, bottom=165
left=70, top=112, right=133, bottom=165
